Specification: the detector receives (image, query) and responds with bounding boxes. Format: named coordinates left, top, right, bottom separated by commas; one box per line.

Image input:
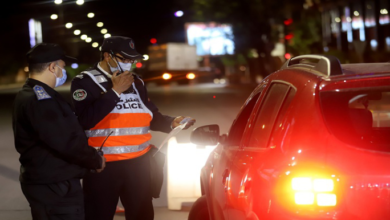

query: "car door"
left=208, top=84, right=266, bottom=220
left=226, top=82, right=296, bottom=220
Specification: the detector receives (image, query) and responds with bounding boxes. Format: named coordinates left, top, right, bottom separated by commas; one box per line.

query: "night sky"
left=0, top=0, right=190, bottom=65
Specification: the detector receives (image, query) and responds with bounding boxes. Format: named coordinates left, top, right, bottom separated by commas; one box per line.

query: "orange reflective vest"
left=86, top=85, right=153, bottom=162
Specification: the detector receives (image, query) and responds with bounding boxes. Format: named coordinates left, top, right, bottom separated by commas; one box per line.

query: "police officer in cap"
left=12, top=43, right=106, bottom=220
left=70, top=36, right=196, bottom=220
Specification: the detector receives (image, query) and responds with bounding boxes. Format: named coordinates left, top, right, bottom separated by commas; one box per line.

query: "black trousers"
left=21, top=178, right=84, bottom=220
left=83, top=153, right=154, bottom=220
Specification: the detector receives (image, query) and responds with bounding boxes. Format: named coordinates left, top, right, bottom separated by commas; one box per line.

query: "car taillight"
left=186, top=73, right=196, bottom=80
left=292, top=177, right=337, bottom=206
left=162, top=73, right=172, bottom=80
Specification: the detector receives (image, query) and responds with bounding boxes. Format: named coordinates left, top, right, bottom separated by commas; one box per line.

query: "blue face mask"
left=54, top=65, right=67, bottom=87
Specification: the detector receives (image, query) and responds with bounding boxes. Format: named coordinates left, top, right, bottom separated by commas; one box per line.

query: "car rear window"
left=320, top=88, right=390, bottom=152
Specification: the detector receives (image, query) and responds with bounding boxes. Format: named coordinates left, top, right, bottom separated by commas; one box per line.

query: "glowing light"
left=104, top=33, right=111, bottom=38
left=96, top=22, right=104, bottom=27
left=220, top=79, right=226, bottom=84
left=50, top=14, right=58, bottom=20
left=285, top=53, right=291, bottom=59
left=74, top=30, right=81, bottom=35
left=76, top=0, right=84, bottom=5
left=65, top=23, right=73, bottom=29
left=313, top=179, right=334, bottom=192
left=186, top=73, right=196, bottom=80
left=101, top=28, right=107, bottom=34
left=71, top=63, right=78, bottom=69
left=354, top=11, right=360, bottom=16
left=54, top=0, right=62, bottom=4
left=174, top=10, right=184, bottom=17
left=214, top=78, right=220, bottom=84
left=92, top=42, right=99, bottom=48
left=81, top=34, right=87, bottom=40
left=346, top=17, right=352, bottom=22
left=24, top=66, right=29, bottom=72
left=143, top=54, right=149, bottom=61
left=335, top=17, right=341, bottom=23
left=150, top=38, right=157, bottom=44
left=162, top=73, right=172, bottom=80
left=317, top=194, right=337, bottom=206
left=295, top=192, right=315, bottom=205
left=292, top=178, right=312, bottom=191
left=85, top=37, right=92, bottom=43
left=136, top=62, right=143, bottom=68
left=213, top=96, right=216, bottom=99
left=87, top=13, right=95, bottom=18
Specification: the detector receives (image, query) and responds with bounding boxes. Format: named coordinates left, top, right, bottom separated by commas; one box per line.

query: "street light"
left=104, top=33, right=111, bottom=38
left=87, top=13, right=95, bottom=18
left=76, top=0, right=84, bottom=5
left=51, top=14, right=58, bottom=20
left=97, top=22, right=104, bottom=27
left=92, top=42, right=99, bottom=48
left=143, top=54, right=149, bottom=61
left=74, top=29, right=81, bottom=35
left=174, top=10, right=184, bottom=17
left=65, top=23, right=73, bottom=29
left=101, top=28, right=107, bottom=34
left=86, top=37, right=92, bottom=43
left=54, top=0, right=62, bottom=4
left=81, top=34, right=87, bottom=40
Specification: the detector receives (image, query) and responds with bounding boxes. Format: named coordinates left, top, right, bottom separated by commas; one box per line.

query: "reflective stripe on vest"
left=85, top=126, right=150, bottom=137
left=94, top=141, right=150, bottom=154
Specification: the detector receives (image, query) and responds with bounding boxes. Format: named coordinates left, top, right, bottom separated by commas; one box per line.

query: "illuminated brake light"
left=317, top=193, right=337, bottom=206
left=313, top=179, right=334, bottom=192
left=292, top=177, right=312, bottom=191
left=186, top=73, right=196, bottom=80
left=291, top=177, right=336, bottom=206
left=295, top=192, right=315, bottom=205
left=162, top=73, right=172, bottom=80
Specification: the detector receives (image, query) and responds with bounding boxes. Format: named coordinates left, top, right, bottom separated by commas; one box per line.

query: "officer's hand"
left=171, top=116, right=196, bottom=130
left=96, top=155, right=106, bottom=173
left=112, top=71, right=134, bottom=94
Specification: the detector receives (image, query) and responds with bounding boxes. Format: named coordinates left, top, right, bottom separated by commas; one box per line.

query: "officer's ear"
left=48, top=62, right=57, bottom=73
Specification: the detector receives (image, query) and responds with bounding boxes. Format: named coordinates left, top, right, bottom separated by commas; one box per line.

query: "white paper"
left=153, top=123, right=187, bottom=157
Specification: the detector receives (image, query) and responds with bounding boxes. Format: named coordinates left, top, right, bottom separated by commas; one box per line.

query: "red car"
left=188, top=55, right=390, bottom=220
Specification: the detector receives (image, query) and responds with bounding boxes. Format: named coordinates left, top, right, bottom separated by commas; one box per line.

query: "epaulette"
left=33, top=85, right=51, bottom=100
left=81, top=69, right=108, bottom=93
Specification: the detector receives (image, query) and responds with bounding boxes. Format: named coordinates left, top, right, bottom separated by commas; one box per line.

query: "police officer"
left=12, top=43, right=106, bottom=220
left=70, top=36, right=195, bottom=220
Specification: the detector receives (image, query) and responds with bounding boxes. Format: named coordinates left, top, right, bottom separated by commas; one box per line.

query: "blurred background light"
left=97, top=22, right=104, bottom=27
left=87, top=13, right=95, bottom=18
left=104, top=33, right=111, bottom=38
left=85, top=37, right=92, bottom=43
left=174, top=10, right=184, bottom=17
left=92, top=42, right=99, bottom=48
left=81, top=34, right=87, bottom=40
left=101, top=28, right=107, bottom=34
left=50, top=14, right=58, bottom=20
left=65, top=23, right=73, bottom=29
left=71, top=63, right=79, bottom=69
left=76, top=0, right=84, bottom=5
left=54, top=0, right=62, bottom=4
left=74, top=29, right=81, bottom=35
left=143, top=54, right=149, bottom=61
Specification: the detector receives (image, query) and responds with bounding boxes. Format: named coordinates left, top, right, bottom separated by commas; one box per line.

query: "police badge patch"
left=33, top=85, right=51, bottom=100
left=73, top=89, right=87, bottom=101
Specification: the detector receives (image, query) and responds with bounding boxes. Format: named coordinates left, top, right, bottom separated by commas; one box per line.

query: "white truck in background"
left=145, top=43, right=199, bottom=85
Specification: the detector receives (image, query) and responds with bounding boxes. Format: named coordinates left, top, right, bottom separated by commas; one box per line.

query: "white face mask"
left=54, top=65, right=67, bottom=87
left=108, top=55, right=134, bottom=73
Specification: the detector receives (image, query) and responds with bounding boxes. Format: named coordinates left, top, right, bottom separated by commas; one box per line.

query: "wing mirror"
left=190, top=124, right=221, bottom=146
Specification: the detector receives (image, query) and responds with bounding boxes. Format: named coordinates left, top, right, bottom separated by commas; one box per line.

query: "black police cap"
left=101, top=36, right=143, bottom=60
left=26, top=43, right=77, bottom=64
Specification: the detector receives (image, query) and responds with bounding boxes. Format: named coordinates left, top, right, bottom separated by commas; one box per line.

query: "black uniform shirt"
left=12, top=78, right=102, bottom=184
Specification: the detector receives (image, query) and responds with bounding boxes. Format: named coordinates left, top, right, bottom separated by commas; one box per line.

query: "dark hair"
left=28, top=62, right=51, bottom=74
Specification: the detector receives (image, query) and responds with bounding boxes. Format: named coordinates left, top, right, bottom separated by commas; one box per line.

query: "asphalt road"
left=0, top=81, right=257, bottom=220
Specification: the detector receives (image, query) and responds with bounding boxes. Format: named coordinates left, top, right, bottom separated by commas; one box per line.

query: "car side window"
left=226, top=85, right=265, bottom=146
left=247, top=83, right=290, bottom=148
